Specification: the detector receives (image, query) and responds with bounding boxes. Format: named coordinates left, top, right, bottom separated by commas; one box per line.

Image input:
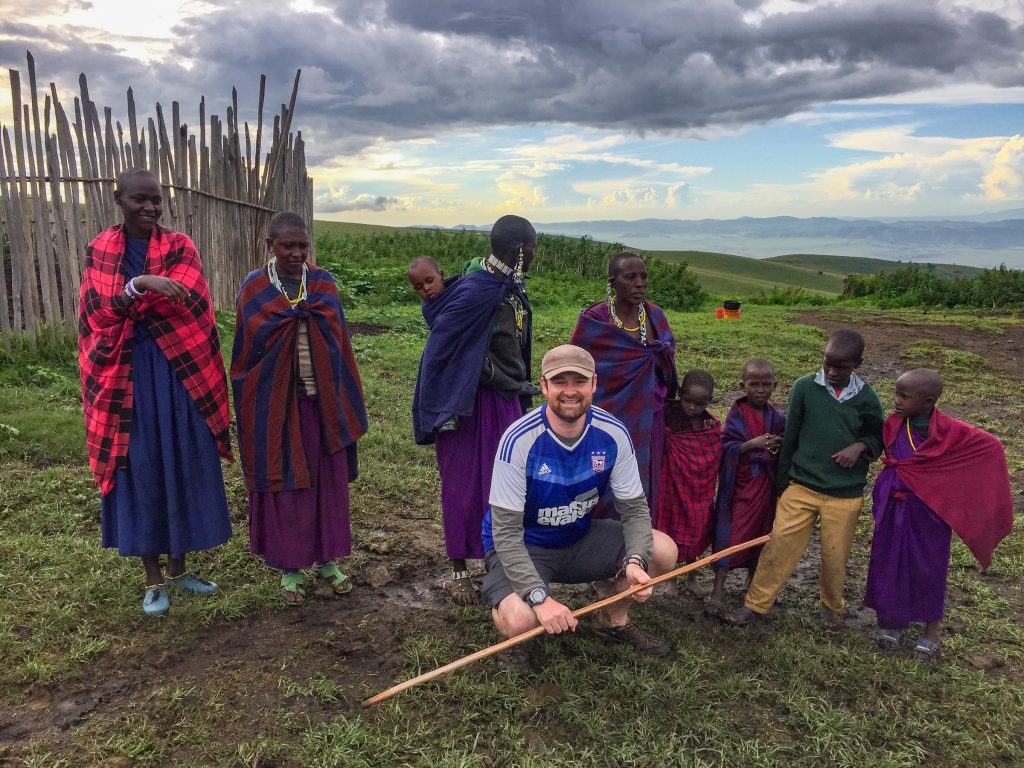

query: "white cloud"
left=981, top=135, right=1024, bottom=200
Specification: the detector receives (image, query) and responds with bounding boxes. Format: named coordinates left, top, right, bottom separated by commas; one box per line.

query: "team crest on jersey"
left=591, top=452, right=606, bottom=473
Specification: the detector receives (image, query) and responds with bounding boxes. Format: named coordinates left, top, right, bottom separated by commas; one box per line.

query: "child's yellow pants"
left=744, top=482, right=864, bottom=615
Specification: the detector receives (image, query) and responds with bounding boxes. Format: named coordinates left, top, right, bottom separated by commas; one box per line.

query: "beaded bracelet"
left=617, top=553, right=649, bottom=579
left=123, top=278, right=148, bottom=301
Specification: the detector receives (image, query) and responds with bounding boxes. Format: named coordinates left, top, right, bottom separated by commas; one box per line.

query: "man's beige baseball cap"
left=541, top=344, right=596, bottom=379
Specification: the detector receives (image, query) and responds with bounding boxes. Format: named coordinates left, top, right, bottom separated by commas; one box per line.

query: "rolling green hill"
left=645, top=248, right=845, bottom=296
left=313, top=221, right=982, bottom=298
left=766, top=253, right=983, bottom=278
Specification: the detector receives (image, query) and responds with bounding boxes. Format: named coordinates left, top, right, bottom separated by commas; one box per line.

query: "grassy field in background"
left=766, top=254, right=983, bottom=279
left=647, top=249, right=845, bottom=296
left=1, top=295, right=1022, bottom=766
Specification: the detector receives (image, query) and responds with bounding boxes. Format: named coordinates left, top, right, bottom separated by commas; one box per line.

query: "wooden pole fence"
left=0, top=51, right=312, bottom=349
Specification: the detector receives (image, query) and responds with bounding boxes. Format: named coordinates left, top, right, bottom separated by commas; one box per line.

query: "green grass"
left=2, top=296, right=1023, bottom=766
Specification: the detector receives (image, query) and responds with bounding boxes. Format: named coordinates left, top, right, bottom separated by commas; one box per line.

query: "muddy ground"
left=2, top=310, right=1022, bottom=763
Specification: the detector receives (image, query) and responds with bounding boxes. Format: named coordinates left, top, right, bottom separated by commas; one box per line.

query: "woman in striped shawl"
left=232, top=212, right=368, bottom=605
left=570, top=252, right=678, bottom=517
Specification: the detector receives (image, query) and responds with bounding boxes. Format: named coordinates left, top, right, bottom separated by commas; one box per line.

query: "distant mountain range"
left=422, top=210, right=1024, bottom=268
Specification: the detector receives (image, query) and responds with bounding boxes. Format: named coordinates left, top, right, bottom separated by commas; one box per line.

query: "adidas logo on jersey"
left=538, top=463, right=552, bottom=476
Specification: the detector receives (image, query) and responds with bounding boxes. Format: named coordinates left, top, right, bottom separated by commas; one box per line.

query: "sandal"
left=875, top=628, right=902, bottom=652
left=166, top=571, right=219, bottom=596
left=317, top=562, right=353, bottom=595
left=721, top=606, right=761, bottom=627
left=703, top=596, right=725, bottom=617
left=820, top=606, right=845, bottom=631
left=912, top=637, right=940, bottom=662
left=444, top=571, right=478, bottom=605
left=142, top=583, right=169, bottom=616
left=280, top=571, right=306, bottom=605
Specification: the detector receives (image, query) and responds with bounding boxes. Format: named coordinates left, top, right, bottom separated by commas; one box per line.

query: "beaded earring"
left=514, top=246, right=525, bottom=287
left=605, top=279, right=613, bottom=301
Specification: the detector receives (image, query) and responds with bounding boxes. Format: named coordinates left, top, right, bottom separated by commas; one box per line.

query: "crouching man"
left=481, top=344, right=678, bottom=668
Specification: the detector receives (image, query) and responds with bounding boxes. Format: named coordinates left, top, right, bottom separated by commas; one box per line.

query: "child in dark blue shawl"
left=412, top=215, right=538, bottom=604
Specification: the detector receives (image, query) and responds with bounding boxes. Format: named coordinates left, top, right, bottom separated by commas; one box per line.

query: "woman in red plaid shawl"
left=570, top=253, right=678, bottom=518
left=78, top=169, right=232, bottom=617
left=232, top=212, right=368, bottom=605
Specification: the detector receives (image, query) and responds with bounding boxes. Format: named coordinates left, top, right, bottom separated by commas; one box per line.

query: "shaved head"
left=742, top=358, right=774, bottom=381
left=898, top=368, right=944, bottom=401
left=407, top=255, right=441, bottom=275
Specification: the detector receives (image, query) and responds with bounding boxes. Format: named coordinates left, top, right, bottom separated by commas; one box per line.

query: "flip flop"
left=703, top=596, right=725, bottom=617
left=875, top=628, right=902, bottom=651
left=912, top=637, right=940, bottom=662
left=280, top=571, right=306, bottom=605
left=317, top=562, right=354, bottom=595
left=444, top=571, right=478, bottom=605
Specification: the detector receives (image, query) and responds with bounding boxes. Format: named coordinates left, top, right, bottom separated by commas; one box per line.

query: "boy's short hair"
left=682, top=369, right=715, bottom=393
left=742, top=358, right=775, bottom=379
left=826, top=329, right=865, bottom=360
left=408, top=255, right=441, bottom=275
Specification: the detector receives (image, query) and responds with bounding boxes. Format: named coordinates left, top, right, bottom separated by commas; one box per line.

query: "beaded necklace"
left=609, top=296, right=647, bottom=345
left=268, top=257, right=307, bottom=305
left=483, top=254, right=525, bottom=330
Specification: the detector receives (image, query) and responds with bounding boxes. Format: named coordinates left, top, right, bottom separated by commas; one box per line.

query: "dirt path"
left=793, top=309, right=1024, bottom=381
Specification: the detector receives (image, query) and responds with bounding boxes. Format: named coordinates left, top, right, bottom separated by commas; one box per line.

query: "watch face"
left=528, top=588, right=547, bottom=606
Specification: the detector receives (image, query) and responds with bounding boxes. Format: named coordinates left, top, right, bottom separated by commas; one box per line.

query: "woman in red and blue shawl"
left=706, top=359, right=785, bottom=614
left=78, top=169, right=232, bottom=617
left=412, top=215, right=537, bottom=605
left=571, top=252, right=678, bottom=517
left=232, top=212, right=368, bottom=605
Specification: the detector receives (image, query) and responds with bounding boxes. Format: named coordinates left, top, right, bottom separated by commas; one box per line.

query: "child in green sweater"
left=723, top=329, right=884, bottom=629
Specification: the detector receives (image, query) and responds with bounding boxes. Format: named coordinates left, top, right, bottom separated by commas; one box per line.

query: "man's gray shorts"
left=481, top=519, right=628, bottom=607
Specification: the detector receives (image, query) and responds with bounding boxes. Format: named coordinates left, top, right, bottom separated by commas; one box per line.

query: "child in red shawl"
left=865, top=368, right=1013, bottom=660
left=657, top=369, right=721, bottom=595
left=706, top=359, right=785, bottom=615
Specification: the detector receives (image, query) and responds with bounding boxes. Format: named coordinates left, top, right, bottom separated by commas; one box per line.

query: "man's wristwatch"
left=525, top=586, right=550, bottom=607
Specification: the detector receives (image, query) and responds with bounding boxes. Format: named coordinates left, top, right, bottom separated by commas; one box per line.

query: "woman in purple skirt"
left=232, top=212, right=368, bottom=604
left=412, top=215, right=538, bottom=603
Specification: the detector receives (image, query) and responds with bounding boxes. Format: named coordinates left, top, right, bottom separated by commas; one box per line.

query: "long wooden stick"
left=361, top=534, right=771, bottom=708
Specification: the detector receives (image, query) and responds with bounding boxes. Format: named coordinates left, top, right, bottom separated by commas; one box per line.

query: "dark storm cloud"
left=3, top=1, right=1023, bottom=154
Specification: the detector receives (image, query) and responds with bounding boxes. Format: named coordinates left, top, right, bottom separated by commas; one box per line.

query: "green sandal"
left=280, top=571, right=306, bottom=605
left=317, top=562, right=353, bottom=595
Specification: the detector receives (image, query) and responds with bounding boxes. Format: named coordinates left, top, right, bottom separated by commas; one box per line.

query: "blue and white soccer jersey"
left=481, top=405, right=643, bottom=552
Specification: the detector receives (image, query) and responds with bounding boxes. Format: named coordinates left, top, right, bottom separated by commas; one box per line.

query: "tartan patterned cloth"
left=571, top=300, right=678, bottom=500
left=78, top=225, right=231, bottom=494
left=231, top=266, right=368, bottom=492
left=657, top=412, right=722, bottom=561
left=713, top=397, right=785, bottom=569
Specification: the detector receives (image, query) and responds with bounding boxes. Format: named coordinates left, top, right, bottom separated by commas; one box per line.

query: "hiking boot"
left=495, top=644, right=532, bottom=671
left=593, top=620, right=670, bottom=656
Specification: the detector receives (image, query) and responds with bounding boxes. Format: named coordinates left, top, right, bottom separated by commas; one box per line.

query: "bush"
left=645, top=260, right=708, bottom=312
left=741, top=287, right=830, bottom=306
left=842, top=264, right=1024, bottom=309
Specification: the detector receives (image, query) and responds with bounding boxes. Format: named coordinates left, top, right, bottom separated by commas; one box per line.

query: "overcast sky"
left=2, top=0, right=1023, bottom=227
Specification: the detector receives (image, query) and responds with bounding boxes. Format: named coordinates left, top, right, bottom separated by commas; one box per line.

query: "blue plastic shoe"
left=166, top=572, right=219, bottom=596
left=143, top=584, right=169, bottom=616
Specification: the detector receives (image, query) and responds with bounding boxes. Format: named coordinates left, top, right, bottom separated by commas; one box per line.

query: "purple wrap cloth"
left=864, top=425, right=952, bottom=628
left=249, top=396, right=351, bottom=570
left=435, top=388, right=523, bottom=560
